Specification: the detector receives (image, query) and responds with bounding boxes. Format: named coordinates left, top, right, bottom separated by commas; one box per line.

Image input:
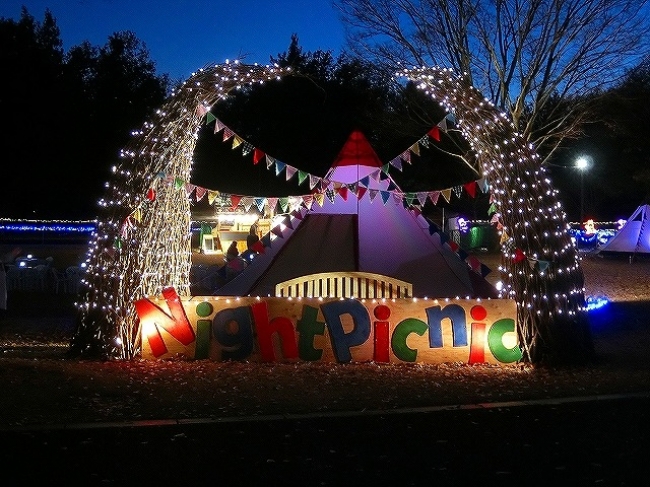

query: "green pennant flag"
left=206, top=112, right=217, bottom=124
left=298, top=170, right=308, bottom=185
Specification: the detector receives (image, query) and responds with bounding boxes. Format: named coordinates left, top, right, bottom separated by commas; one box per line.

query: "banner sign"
left=137, top=288, right=521, bottom=365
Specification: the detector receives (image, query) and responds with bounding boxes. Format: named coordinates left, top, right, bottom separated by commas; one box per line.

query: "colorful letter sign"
left=137, top=288, right=521, bottom=365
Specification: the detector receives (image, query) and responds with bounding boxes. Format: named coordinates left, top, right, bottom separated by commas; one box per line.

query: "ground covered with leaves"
left=1, top=252, right=649, bottom=428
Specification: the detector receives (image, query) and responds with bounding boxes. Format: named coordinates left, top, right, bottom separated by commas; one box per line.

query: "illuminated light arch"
left=74, top=62, right=591, bottom=364
left=74, top=62, right=292, bottom=359
left=402, top=67, right=591, bottom=363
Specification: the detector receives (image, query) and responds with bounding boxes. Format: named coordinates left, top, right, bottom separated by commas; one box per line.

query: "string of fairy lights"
left=403, top=67, right=590, bottom=362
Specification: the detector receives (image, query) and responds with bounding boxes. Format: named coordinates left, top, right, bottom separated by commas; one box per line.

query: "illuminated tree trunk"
left=407, top=67, right=595, bottom=364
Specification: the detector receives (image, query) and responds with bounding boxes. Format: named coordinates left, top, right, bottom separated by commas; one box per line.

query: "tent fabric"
left=214, top=131, right=498, bottom=298
left=598, top=204, right=650, bottom=254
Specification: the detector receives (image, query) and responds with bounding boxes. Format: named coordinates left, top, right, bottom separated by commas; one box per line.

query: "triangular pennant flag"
left=132, top=208, right=143, bottom=223
left=298, top=170, right=308, bottom=185
left=438, top=117, right=448, bottom=133
left=428, top=191, right=440, bottom=205
left=266, top=154, right=276, bottom=169
left=230, top=195, right=242, bottom=209
left=325, top=189, right=336, bottom=203
left=405, top=193, right=416, bottom=206
left=400, top=150, right=411, bottom=164
left=359, top=176, right=370, bottom=188
left=253, top=148, right=264, bottom=165
left=409, top=142, right=420, bottom=156
left=214, top=118, right=226, bottom=133
left=439, top=232, right=449, bottom=245
left=155, top=171, right=166, bottom=180
left=418, top=135, right=430, bottom=148
left=207, top=190, right=219, bottom=205
left=302, top=195, right=314, bottom=210
left=232, top=135, right=243, bottom=149
left=441, top=188, right=452, bottom=203
left=337, top=186, right=348, bottom=201
left=241, top=142, right=253, bottom=156
left=194, top=186, right=207, bottom=202
left=146, top=188, right=156, bottom=201
left=464, top=181, right=477, bottom=198
left=477, top=177, right=489, bottom=193
left=368, top=189, right=379, bottom=202
left=513, top=248, right=526, bottom=263
left=314, top=193, right=325, bottom=207
left=267, top=197, right=278, bottom=213
left=279, top=197, right=289, bottom=212
left=205, top=111, right=216, bottom=124
left=261, top=233, right=272, bottom=248
left=538, top=260, right=550, bottom=272
left=275, top=161, right=286, bottom=176
left=447, top=240, right=459, bottom=253
left=381, top=163, right=391, bottom=175
left=196, top=104, right=208, bottom=117
left=527, top=258, right=537, bottom=270
left=390, top=157, right=403, bottom=171
left=356, top=187, right=367, bottom=201
left=446, top=112, right=456, bottom=124
left=452, top=185, right=463, bottom=199
left=285, top=165, right=297, bottom=181
left=416, top=192, right=428, bottom=206
left=241, top=197, right=254, bottom=212
left=254, top=197, right=266, bottom=212
left=184, top=182, right=196, bottom=197
left=223, top=128, right=234, bottom=141
left=466, top=255, right=482, bottom=271
left=428, top=125, right=441, bottom=141
left=309, top=174, right=320, bottom=190
left=380, top=191, right=391, bottom=205
left=174, top=177, right=184, bottom=190
left=488, top=203, right=498, bottom=215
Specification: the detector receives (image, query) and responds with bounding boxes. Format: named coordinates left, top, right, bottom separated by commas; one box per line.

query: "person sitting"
left=225, top=241, right=239, bottom=261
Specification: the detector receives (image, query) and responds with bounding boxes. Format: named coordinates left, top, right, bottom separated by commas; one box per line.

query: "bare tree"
left=335, top=0, right=649, bottom=162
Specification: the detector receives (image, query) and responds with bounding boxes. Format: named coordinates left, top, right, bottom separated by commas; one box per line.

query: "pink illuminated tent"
left=214, top=131, right=497, bottom=298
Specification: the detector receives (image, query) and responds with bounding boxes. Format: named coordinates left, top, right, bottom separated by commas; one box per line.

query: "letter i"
left=468, top=305, right=487, bottom=364
left=194, top=301, right=214, bottom=359
left=373, top=304, right=391, bottom=363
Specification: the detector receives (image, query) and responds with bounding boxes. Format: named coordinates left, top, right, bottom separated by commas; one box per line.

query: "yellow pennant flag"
left=441, top=188, right=452, bottom=203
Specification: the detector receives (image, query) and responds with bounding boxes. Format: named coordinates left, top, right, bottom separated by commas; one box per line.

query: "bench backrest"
left=275, top=271, right=412, bottom=299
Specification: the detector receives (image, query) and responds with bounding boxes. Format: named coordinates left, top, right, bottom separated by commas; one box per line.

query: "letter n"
left=135, top=287, right=195, bottom=358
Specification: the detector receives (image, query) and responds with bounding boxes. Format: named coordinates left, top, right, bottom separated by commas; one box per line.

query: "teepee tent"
left=598, top=204, right=650, bottom=255
left=215, top=131, right=497, bottom=299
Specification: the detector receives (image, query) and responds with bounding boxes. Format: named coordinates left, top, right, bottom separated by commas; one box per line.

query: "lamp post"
left=575, top=156, right=590, bottom=223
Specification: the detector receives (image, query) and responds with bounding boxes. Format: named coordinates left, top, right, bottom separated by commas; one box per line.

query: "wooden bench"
left=275, top=272, right=412, bottom=299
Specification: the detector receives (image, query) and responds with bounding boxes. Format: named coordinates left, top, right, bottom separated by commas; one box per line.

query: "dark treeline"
left=0, top=8, right=169, bottom=220
left=1, top=10, right=649, bottom=223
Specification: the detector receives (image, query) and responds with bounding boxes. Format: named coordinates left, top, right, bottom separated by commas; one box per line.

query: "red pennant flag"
left=464, top=181, right=477, bottom=198
left=252, top=240, right=266, bottom=254
left=253, top=148, right=264, bottom=165
left=428, top=126, right=441, bottom=141
left=230, top=195, right=242, bottom=209
left=146, top=188, right=156, bottom=201
left=513, top=248, right=526, bottom=263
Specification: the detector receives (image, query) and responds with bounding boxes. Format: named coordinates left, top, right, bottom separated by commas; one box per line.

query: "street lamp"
left=575, top=156, right=590, bottom=222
